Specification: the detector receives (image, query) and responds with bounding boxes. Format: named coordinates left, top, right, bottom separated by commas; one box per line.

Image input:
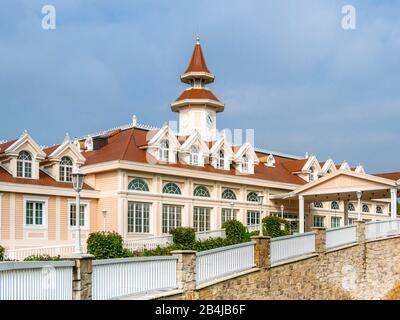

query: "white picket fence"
left=196, top=242, right=255, bottom=285
left=5, top=244, right=77, bottom=261
left=196, top=229, right=226, bottom=241
left=123, top=235, right=173, bottom=251
left=92, top=256, right=177, bottom=300
left=0, top=261, right=74, bottom=300
left=270, top=232, right=315, bottom=264
left=247, top=224, right=261, bottom=233
left=365, top=219, right=400, bottom=240
left=326, top=225, right=357, bottom=249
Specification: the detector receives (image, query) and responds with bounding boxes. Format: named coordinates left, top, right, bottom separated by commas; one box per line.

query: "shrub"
left=223, top=220, right=250, bottom=243
left=262, top=216, right=291, bottom=238
left=170, top=227, right=196, bottom=246
left=87, top=231, right=131, bottom=259
left=0, top=245, right=5, bottom=261
left=23, top=254, right=62, bottom=261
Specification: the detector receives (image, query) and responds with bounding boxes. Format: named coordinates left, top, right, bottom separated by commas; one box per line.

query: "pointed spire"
left=180, top=36, right=215, bottom=84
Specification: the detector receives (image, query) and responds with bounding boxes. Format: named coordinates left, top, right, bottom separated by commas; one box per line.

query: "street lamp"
left=257, top=194, right=264, bottom=236
left=230, top=201, right=234, bottom=220
left=102, top=209, right=107, bottom=232
left=356, top=190, right=363, bottom=221
left=72, top=166, right=85, bottom=254
left=280, top=204, right=284, bottom=219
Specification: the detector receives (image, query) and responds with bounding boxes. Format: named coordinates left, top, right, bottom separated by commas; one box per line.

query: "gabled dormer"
left=234, top=142, right=259, bottom=174
left=320, top=159, right=336, bottom=175
left=209, top=135, right=234, bottom=170
left=339, top=161, right=351, bottom=171
left=41, top=134, right=86, bottom=182
left=355, top=164, right=366, bottom=174
left=301, top=155, right=322, bottom=182
left=0, top=131, right=46, bottom=179
left=147, top=124, right=181, bottom=163
left=179, top=130, right=209, bottom=166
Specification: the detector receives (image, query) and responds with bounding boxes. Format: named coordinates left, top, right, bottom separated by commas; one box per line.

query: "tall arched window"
left=59, top=156, right=73, bottom=182
left=159, top=139, right=169, bottom=162
left=247, top=192, right=259, bottom=202
left=331, top=201, right=339, bottom=210
left=193, top=186, right=210, bottom=197
left=347, top=202, right=355, bottom=211
left=362, top=204, right=370, bottom=213
left=163, top=182, right=181, bottom=195
left=17, top=151, right=32, bottom=178
left=189, top=145, right=199, bottom=166
left=222, top=189, right=236, bottom=200
left=128, top=178, right=149, bottom=191
left=242, top=154, right=249, bottom=173
left=217, top=149, right=225, bottom=169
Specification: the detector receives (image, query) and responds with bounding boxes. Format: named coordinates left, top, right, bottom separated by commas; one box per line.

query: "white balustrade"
left=365, top=219, right=400, bottom=240
left=92, top=256, right=177, bottom=300
left=326, top=225, right=357, bottom=249
left=0, top=261, right=74, bottom=300
left=270, top=232, right=315, bottom=264
left=196, top=242, right=255, bottom=284
left=5, top=244, right=77, bottom=261
left=195, top=229, right=226, bottom=241
left=247, top=224, right=261, bottom=233
left=123, top=235, right=173, bottom=251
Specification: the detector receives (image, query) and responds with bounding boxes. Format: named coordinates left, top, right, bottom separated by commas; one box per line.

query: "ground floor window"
left=128, top=202, right=150, bottom=233
left=162, top=204, right=182, bottom=234
left=69, top=204, right=88, bottom=228
left=348, top=218, right=355, bottom=225
left=193, top=207, right=211, bottom=232
left=313, top=215, right=325, bottom=227
left=247, top=210, right=260, bottom=226
left=331, top=216, right=341, bottom=228
left=26, top=201, right=44, bottom=226
left=221, top=208, right=237, bottom=225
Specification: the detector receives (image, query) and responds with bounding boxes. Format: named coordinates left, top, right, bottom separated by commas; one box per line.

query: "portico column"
left=390, top=188, right=397, bottom=219
left=356, top=191, right=362, bottom=221
left=299, top=195, right=305, bottom=233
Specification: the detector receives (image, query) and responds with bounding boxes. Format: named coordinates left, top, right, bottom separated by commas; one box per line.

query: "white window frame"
left=59, top=156, right=73, bottom=182
left=23, top=196, right=48, bottom=229
left=127, top=201, right=151, bottom=234
left=247, top=210, right=260, bottom=226
left=216, top=149, right=225, bottom=169
left=162, top=204, right=182, bottom=234
left=331, top=216, right=341, bottom=228
left=189, top=145, right=199, bottom=166
left=193, top=207, right=211, bottom=232
left=159, top=139, right=169, bottom=162
left=221, top=208, right=238, bottom=225
left=313, top=215, right=325, bottom=228
left=68, top=199, right=90, bottom=230
left=17, top=151, right=33, bottom=179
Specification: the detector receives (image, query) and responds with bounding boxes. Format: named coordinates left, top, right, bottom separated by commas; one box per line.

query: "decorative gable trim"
left=301, top=155, right=321, bottom=172
left=321, top=159, right=336, bottom=174
left=48, top=135, right=86, bottom=164
left=5, top=131, right=46, bottom=159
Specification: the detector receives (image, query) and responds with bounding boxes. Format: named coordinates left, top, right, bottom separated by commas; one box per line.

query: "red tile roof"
left=373, top=172, right=400, bottom=181
left=280, top=159, right=308, bottom=173
left=0, top=166, right=93, bottom=190
left=175, top=88, right=220, bottom=102
left=0, top=139, right=17, bottom=154
left=82, top=128, right=306, bottom=186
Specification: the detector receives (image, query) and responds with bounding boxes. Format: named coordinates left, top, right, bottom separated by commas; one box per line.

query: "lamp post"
left=257, top=193, right=264, bottom=236
left=72, top=166, right=85, bottom=254
left=356, top=190, right=363, bottom=221
left=230, top=201, right=234, bottom=221
left=280, top=204, right=284, bottom=219
left=102, top=209, right=107, bottom=232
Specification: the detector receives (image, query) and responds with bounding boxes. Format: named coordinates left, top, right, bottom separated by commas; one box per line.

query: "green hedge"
left=0, top=245, right=4, bottom=261
left=169, top=227, right=196, bottom=246
left=87, top=231, right=131, bottom=259
left=223, top=220, right=251, bottom=243
left=262, top=216, right=291, bottom=238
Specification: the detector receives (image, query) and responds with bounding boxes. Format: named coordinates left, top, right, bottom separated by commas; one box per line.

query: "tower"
left=171, top=36, right=224, bottom=141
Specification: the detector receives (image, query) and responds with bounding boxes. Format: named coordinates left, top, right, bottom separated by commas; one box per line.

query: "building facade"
left=0, top=38, right=399, bottom=251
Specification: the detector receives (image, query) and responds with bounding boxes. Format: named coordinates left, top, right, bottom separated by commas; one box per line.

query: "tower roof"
left=180, top=36, right=215, bottom=84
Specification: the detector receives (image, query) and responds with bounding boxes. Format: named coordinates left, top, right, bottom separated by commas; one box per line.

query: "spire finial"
left=196, top=35, right=200, bottom=44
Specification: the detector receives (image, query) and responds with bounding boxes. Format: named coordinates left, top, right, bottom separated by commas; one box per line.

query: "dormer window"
left=189, top=145, right=199, bottom=166
left=217, top=149, right=225, bottom=169
left=59, top=156, right=73, bottom=182
left=309, top=167, right=315, bottom=181
left=159, top=139, right=169, bottom=162
left=17, top=151, right=32, bottom=178
left=242, top=154, right=249, bottom=173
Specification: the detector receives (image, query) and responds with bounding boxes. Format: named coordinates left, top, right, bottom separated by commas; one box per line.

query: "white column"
left=299, top=195, right=305, bottom=233
left=391, top=188, right=397, bottom=219
left=356, top=191, right=362, bottom=221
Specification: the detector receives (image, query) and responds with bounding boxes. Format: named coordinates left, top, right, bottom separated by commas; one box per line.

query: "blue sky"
left=0, top=1, right=399, bottom=173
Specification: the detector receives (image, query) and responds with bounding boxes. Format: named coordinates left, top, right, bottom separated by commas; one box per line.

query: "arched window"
left=313, top=202, right=323, bottom=208
left=347, top=202, right=355, bottom=211
left=17, top=151, right=32, bottom=178
left=159, top=139, right=169, bottom=161
left=247, top=192, right=259, bottom=202
left=222, top=189, right=236, bottom=200
left=242, top=154, right=249, bottom=173
left=362, top=204, right=370, bottom=213
left=163, top=182, right=181, bottom=195
left=331, top=201, right=339, bottom=210
left=59, top=156, right=73, bottom=182
left=189, top=145, right=199, bottom=166
left=217, top=149, right=225, bottom=169
left=128, top=178, right=149, bottom=191
left=309, top=167, right=315, bottom=182
left=376, top=206, right=383, bottom=214
left=193, top=186, right=210, bottom=197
